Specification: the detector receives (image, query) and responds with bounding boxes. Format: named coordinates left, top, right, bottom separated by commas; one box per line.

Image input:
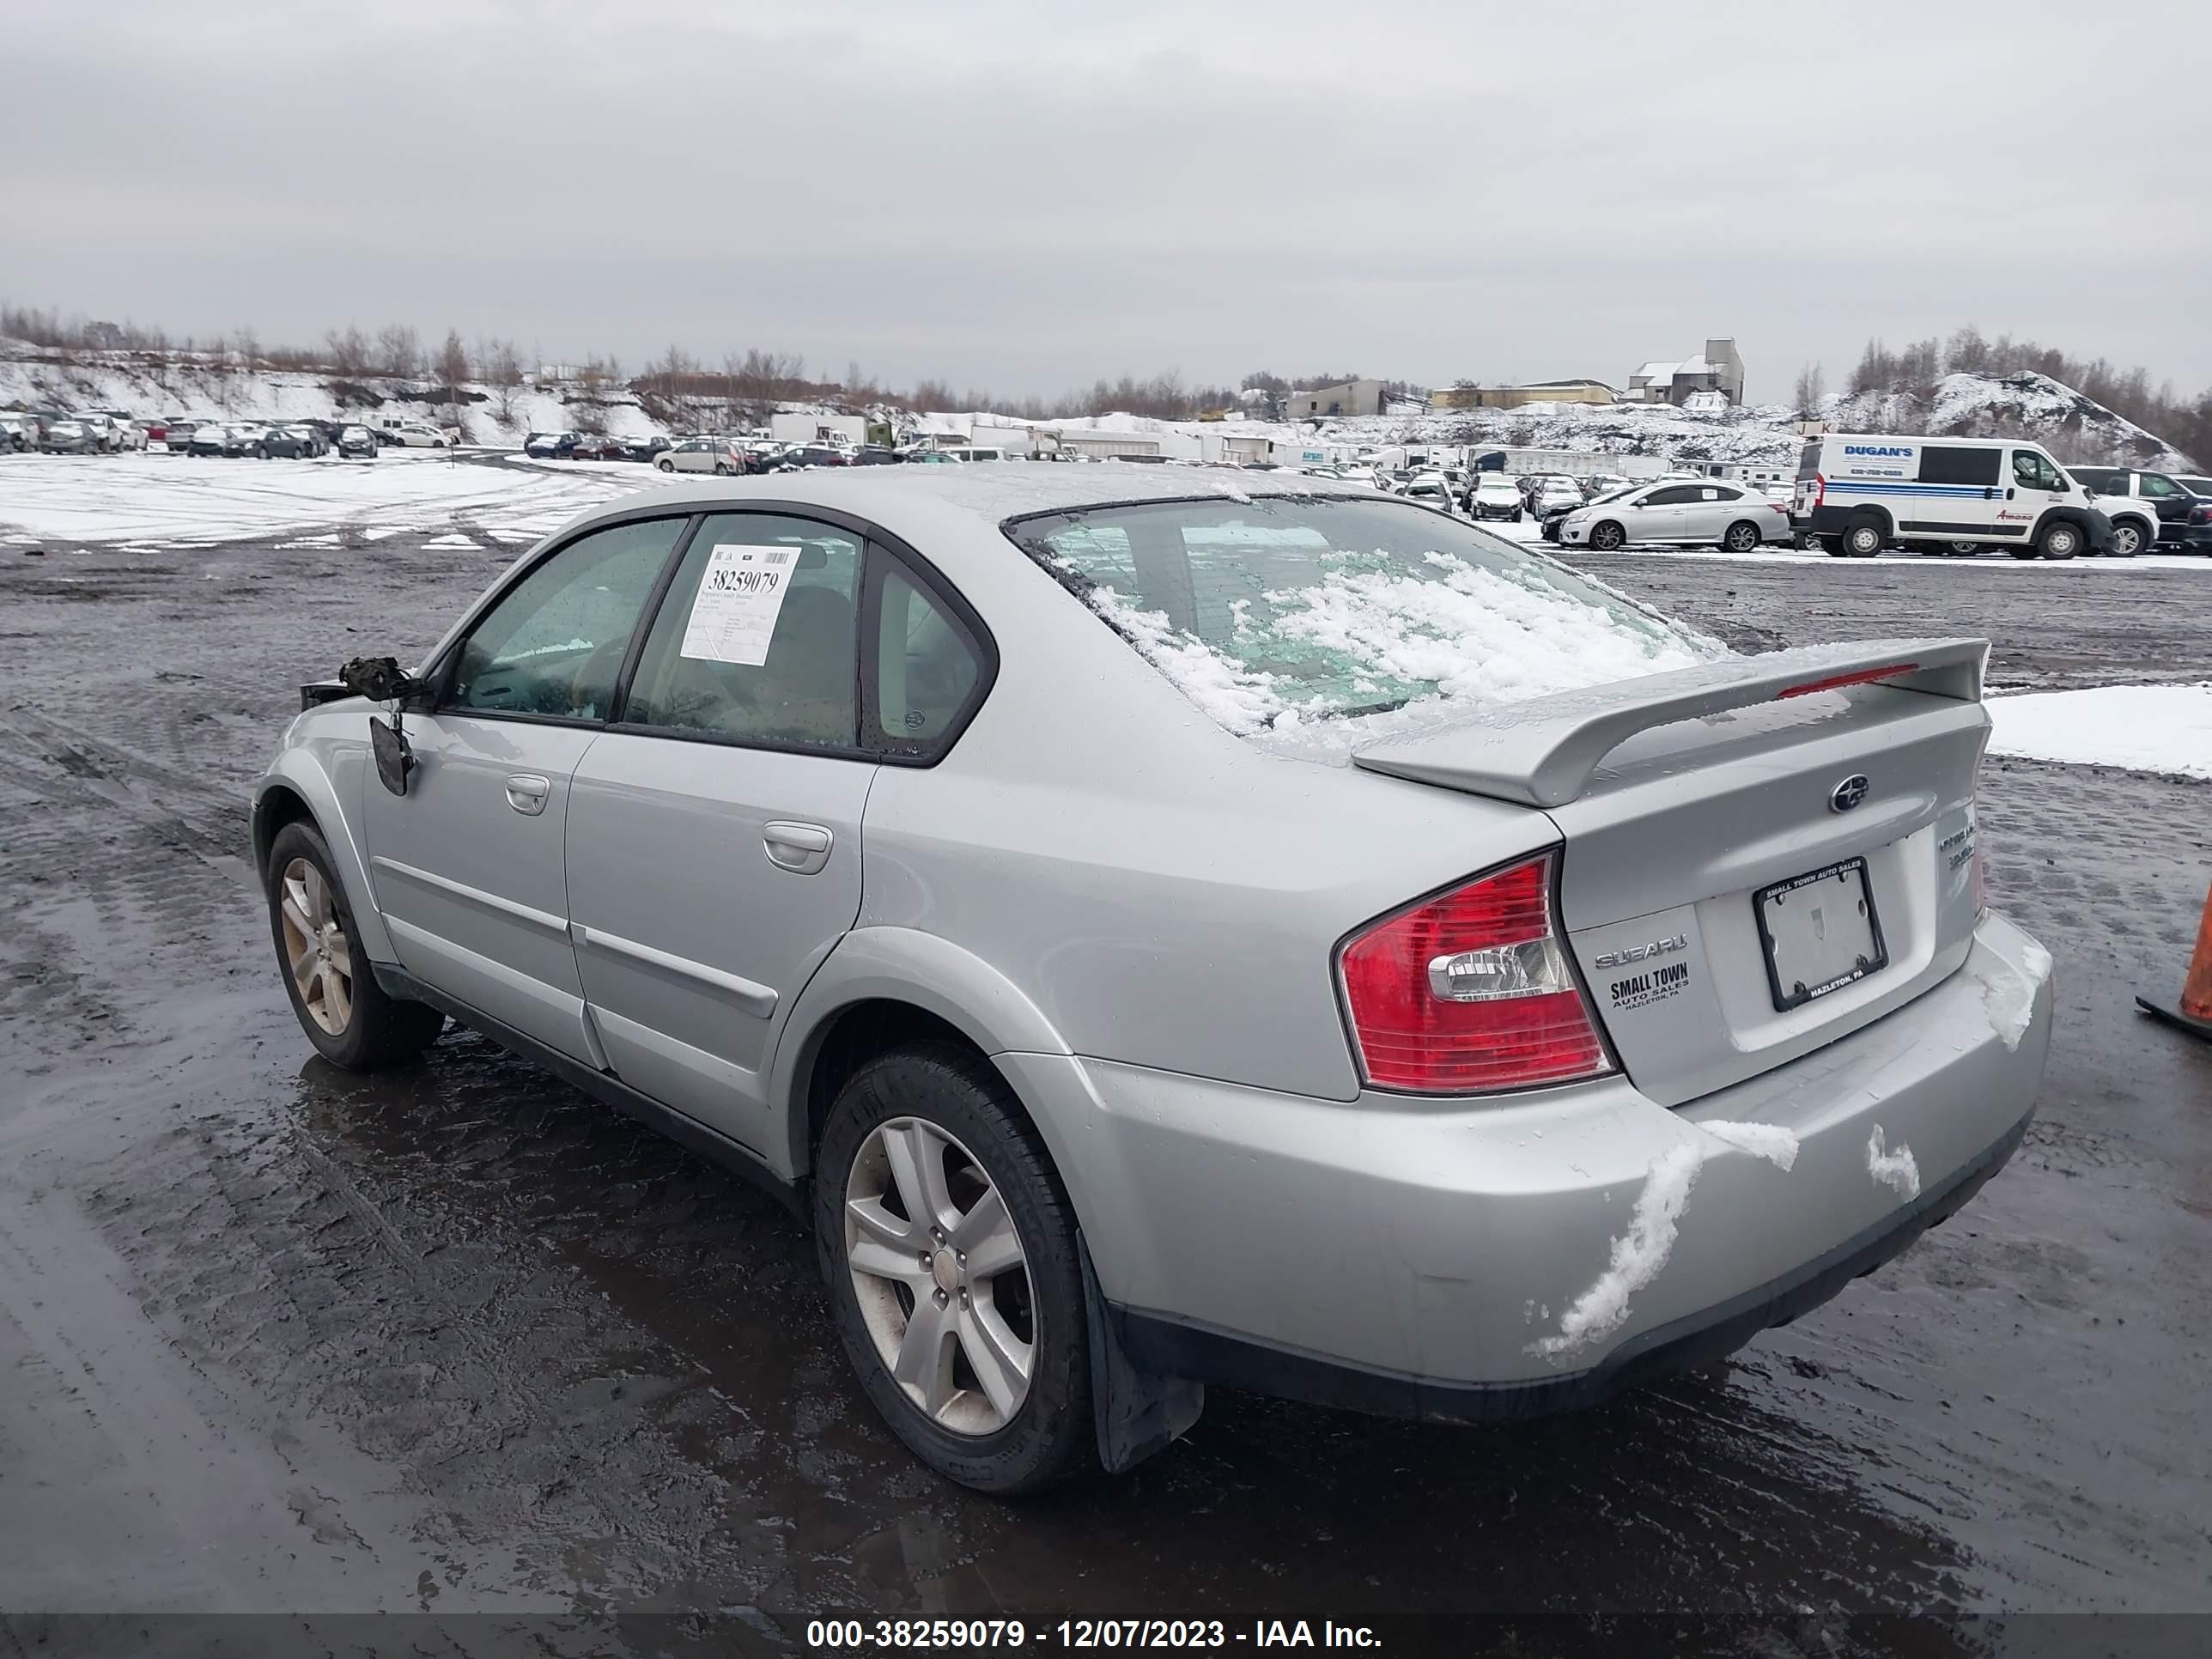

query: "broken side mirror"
left=370, top=714, right=414, bottom=797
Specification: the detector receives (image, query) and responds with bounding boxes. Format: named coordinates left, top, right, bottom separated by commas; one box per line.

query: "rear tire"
left=815, top=1042, right=1093, bottom=1495
left=2038, top=521, right=2083, bottom=560
left=1722, top=520, right=1761, bottom=553
left=713, top=461, right=732, bottom=476
left=1946, top=541, right=1979, bottom=557
left=1588, top=520, right=1626, bottom=550
left=264, top=821, right=444, bottom=1072
left=1840, top=516, right=1886, bottom=558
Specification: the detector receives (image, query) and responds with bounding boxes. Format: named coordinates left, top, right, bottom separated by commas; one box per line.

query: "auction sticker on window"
left=681, top=544, right=796, bottom=665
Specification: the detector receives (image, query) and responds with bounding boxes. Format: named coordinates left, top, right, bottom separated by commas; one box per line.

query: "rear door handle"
left=505, top=773, right=551, bottom=816
left=763, top=821, right=833, bottom=875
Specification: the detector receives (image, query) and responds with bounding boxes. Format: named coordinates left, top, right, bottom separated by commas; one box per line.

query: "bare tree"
left=438, top=329, right=469, bottom=389
left=325, top=325, right=371, bottom=376
left=376, top=323, right=422, bottom=379
left=1791, top=362, right=1826, bottom=414
left=481, top=337, right=524, bottom=423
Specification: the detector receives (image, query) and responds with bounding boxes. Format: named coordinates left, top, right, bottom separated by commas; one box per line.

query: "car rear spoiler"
left=1351, top=637, right=1990, bottom=809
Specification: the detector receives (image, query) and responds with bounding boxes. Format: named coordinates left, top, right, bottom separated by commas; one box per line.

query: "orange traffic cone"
left=2136, top=878, right=2212, bottom=1042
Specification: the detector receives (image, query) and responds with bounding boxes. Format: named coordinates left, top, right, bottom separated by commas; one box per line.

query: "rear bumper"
left=1003, top=911, right=2052, bottom=1417
left=2156, top=522, right=2212, bottom=550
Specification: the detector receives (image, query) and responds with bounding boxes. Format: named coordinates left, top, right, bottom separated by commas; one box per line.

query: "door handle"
left=505, top=774, right=551, bottom=816
left=763, top=820, right=833, bottom=875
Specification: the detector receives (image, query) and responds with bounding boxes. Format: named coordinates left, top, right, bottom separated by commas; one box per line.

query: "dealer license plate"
left=1754, top=857, right=1888, bottom=1012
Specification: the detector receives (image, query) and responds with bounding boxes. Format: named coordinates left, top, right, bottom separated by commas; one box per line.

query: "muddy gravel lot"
left=1, top=501, right=2208, bottom=1647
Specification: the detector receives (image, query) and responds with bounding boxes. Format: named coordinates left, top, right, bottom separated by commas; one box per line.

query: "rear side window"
left=864, top=562, right=986, bottom=759
left=1919, top=446, right=2002, bottom=487
left=1797, top=441, right=1822, bottom=478
left=1006, top=495, right=1721, bottom=750
left=621, top=513, right=862, bottom=750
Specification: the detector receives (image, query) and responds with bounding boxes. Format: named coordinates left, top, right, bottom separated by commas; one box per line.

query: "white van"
left=1792, top=432, right=2108, bottom=560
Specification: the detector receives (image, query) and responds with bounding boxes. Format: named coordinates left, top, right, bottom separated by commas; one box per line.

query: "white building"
left=1285, top=379, right=1386, bottom=419
left=1623, top=339, right=1746, bottom=407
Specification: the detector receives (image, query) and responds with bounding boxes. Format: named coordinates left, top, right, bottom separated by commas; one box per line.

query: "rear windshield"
left=1006, top=495, right=1723, bottom=755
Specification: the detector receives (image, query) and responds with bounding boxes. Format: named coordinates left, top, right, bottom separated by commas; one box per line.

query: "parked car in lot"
left=1400, top=472, right=1458, bottom=513
left=187, top=423, right=234, bottom=458
left=0, top=412, right=37, bottom=451
left=257, top=467, right=2051, bottom=1494
left=378, top=421, right=449, bottom=448
left=653, top=436, right=745, bottom=475
left=1558, top=479, right=1795, bottom=552
left=1528, top=477, right=1586, bottom=522
left=72, top=413, right=128, bottom=453
left=1468, top=473, right=1524, bottom=521
left=771, top=444, right=855, bottom=470
left=2062, top=464, right=2210, bottom=555
left=258, top=424, right=326, bottom=459
left=524, top=431, right=580, bottom=459
left=622, top=435, right=674, bottom=464
left=569, top=435, right=626, bottom=461
left=40, top=418, right=99, bottom=454
left=337, top=425, right=378, bottom=459
left=1791, top=433, right=2106, bottom=560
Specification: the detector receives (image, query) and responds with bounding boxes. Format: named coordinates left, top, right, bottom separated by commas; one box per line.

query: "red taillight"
left=1776, top=661, right=1918, bottom=699
left=1811, top=472, right=1826, bottom=507
left=1338, top=851, right=1612, bottom=1095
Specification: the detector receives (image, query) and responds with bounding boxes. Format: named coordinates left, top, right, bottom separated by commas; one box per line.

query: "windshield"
left=1006, top=495, right=1723, bottom=755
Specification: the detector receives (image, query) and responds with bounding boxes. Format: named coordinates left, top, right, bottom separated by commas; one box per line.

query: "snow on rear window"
left=1006, top=497, right=1724, bottom=757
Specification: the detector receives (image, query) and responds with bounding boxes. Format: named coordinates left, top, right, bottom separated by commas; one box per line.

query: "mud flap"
left=1080, top=1231, right=1203, bottom=1474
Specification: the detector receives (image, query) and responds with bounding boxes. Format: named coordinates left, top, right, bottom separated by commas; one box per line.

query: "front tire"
left=265, top=821, right=444, bottom=1071
left=1588, top=520, right=1626, bottom=550
left=657, top=459, right=674, bottom=471
left=2107, top=520, right=2146, bottom=558
left=815, top=1042, right=1093, bottom=1495
left=1840, top=516, right=1886, bottom=557
left=2038, top=521, right=2082, bottom=560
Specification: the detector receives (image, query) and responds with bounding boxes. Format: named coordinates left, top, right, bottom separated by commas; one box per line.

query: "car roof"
left=558, top=461, right=1387, bottom=544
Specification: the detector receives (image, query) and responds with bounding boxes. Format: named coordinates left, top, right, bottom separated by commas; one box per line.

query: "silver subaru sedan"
left=253, top=465, right=2053, bottom=1492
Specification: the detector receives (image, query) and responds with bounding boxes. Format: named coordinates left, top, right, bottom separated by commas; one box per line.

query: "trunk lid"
left=1353, top=641, right=1990, bottom=1106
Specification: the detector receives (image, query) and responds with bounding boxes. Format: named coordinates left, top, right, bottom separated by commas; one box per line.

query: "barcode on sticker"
left=761, top=549, right=793, bottom=566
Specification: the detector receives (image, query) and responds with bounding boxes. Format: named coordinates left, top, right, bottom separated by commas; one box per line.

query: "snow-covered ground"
left=1988, top=684, right=2212, bottom=781
left=0, top=451, right=633, bottom=544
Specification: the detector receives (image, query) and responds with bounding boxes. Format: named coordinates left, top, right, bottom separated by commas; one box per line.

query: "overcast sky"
left=6, top=0, right=2209, bottom=404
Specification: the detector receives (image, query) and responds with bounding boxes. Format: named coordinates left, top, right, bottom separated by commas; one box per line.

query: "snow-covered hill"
left=1826, top=372, right=2192, bottom=471
left=3, top=337, right=2194, bottom=472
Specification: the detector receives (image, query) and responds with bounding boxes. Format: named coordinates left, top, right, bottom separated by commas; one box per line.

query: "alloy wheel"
left=844, top=1115, right=1035, bottom=1436
left=2111, top=524, right=2142, bottom=556
left=278, top=857, right=353, bottom=1035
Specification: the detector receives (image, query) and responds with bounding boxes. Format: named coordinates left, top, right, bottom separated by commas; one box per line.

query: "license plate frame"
left=1753, top=855, right=1888, bottom=1012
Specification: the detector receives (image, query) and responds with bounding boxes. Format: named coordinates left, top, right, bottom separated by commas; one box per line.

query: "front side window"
left=2139, top=473, right=2180, bottom=498
left=447, top=516, right=684, bottom=720
left=1007, top=495, right=1721, bottom=750
left=2013, top=450, right=2064, bottom=491
left=622, top=514, right=862, bottom=749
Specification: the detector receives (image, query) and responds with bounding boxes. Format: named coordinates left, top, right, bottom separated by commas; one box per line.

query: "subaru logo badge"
left=1829, top=774, right=1870, bottom=813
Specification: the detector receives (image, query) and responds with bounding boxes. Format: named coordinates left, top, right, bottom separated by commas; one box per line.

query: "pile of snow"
left=1529, top=1118, right=1799, bottom=1361
left=1987, top=684, right=2212, bottom=781
left=1865, top=1126, right=1921, bottom=1201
